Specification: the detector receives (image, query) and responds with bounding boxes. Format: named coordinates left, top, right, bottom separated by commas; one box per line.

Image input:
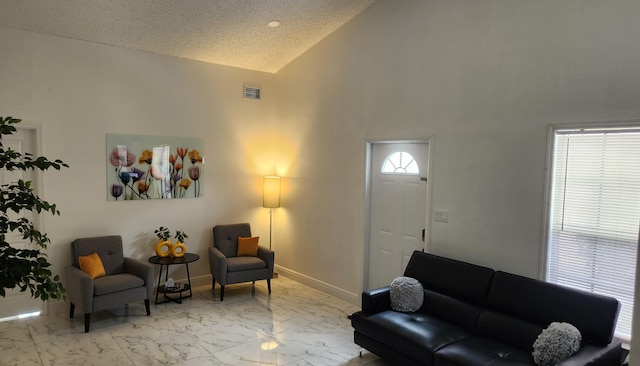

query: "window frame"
left=380, top=151, right=420, bottom=175
left=540, top=120, right=640, bottom=342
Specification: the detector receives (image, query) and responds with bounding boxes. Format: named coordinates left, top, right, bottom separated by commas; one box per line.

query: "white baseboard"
left=184, top=268, right=360, bottom=306
left=187, top=274, right=213, bottom=287
left=274, top=264, right=360, bottom=306
left=46, top=299, right=67, bottom=316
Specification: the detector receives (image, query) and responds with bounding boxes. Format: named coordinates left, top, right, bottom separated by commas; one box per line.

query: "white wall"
left=273, top=0, right=640, bottom=302
left=0, top=27, right=278, bottom=312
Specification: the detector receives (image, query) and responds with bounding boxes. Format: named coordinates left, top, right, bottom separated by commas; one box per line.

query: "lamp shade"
left=263, top=176, right=281, bottom=208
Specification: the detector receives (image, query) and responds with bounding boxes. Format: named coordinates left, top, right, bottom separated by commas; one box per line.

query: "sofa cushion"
left=434, top=336, right=535, bottom=366
left=475, top=310, right=543, bottom=351
left=404, top=251, right=495, bottom=306
left=93, top=273, right=144, bottom=296
left=226, top=256, right=266, bottom=272
left=421, top=289, right=486, bottom=332
left=403, top=251, right=495, bottom=330
left=485, top=271, right=619, bottom=346
left=390, top=276, right=424, bottom=312
left=351, top=310, right=471, bottom=362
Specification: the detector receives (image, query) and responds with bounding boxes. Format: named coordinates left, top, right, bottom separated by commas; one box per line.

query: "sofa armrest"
left=64, top=265, right=93, bottom=313
left=124, top=257, right=154, bottom=299
left=208, top=246, right=228, bottom=286
left=362, top=286, right=392, bottom=314
left=558, top=340, right=623, bottom=366
left=257, top=245, right=275, bottom=277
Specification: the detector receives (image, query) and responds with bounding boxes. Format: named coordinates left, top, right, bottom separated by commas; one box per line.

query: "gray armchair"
left=209, top=223, right=274, bottom=301
left=64, top=235, right=153, bottom=332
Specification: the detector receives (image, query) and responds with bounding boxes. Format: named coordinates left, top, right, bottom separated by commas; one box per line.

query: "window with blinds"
left=546, top=126, right=640, bottom=341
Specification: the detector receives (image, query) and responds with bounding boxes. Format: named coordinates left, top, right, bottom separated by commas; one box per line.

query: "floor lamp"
left=263, top=176, right=281, bottom=250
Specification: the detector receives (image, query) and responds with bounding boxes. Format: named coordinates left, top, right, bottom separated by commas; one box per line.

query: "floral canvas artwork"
left=106, top=134, right=203, bottom=201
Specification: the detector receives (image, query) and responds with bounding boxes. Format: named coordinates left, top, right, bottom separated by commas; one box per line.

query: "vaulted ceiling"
left=0, top=0, right=377, bottom=73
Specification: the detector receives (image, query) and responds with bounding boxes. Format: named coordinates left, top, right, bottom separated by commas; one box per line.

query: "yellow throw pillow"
left=78, top=252, right=106, bottom=279
left=237, top=236, right=259, bottom=257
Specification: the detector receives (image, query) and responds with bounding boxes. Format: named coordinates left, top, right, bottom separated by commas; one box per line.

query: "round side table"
left=148, top=253, right=200, bottom=304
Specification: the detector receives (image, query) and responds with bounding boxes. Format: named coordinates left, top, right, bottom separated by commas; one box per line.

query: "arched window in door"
left=381, top=151, right=419, bottom=174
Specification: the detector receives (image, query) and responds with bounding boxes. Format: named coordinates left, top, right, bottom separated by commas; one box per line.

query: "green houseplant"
left=154, top=226, right=171, bottom=241
left=0, top=116, right=68, bottom=300
left=174, top=230, right=188, bottom=243
left=172, top=229, right=188, bottom=257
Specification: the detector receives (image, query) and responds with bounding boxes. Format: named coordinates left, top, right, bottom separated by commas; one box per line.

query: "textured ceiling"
left=0, top=0, right=377, bottom=73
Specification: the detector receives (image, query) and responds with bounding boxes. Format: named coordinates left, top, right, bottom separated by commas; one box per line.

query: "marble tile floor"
left=0, top=276, right=390, bottom=366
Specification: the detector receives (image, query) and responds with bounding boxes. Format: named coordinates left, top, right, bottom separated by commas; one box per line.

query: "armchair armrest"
left=124, top=257, right=154, bottom=299
left=208, top=246, right=228, bottom=285
left=64, top=265, right=94, bottom=313
left=257, top=245, right=275, bottom=277
left=362, top=286, right=392, bottom=314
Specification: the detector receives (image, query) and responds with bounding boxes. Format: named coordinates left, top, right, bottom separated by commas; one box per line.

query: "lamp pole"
left=263, top=176, right=280, bottom=250
left=269, top=207, right=273, bottom=250
left=263, top=175, right=281, bottom=278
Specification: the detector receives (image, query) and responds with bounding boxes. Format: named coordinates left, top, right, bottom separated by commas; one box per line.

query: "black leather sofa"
left=351, top=251, right=623, bottom=366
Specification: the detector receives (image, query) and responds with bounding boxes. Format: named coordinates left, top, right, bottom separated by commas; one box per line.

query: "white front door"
left=367, top=142, right=429, bottom=290
left=0, top=128, right=44, bottom=319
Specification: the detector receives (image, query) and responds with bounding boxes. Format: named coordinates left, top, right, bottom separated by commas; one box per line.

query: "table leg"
left=155, top=264, right=163, bottom=304
left=185, top=263, right=193, bottom=297
left=163, top=264, right=172, bottom=302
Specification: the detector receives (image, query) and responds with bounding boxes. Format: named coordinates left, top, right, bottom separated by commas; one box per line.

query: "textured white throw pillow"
left=390, top=276, right=424, bottom=312
left=532, top=322, right=582, bottom=366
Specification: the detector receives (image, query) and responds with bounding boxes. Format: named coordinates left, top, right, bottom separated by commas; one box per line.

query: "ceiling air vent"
left=243, top=85, right=261, bottom=100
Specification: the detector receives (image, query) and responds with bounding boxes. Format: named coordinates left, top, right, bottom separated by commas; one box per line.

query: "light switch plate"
left=433, top=209, right=449, bottom=223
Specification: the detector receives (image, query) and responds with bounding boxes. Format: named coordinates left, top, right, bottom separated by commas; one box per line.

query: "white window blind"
left=546, top=127, right=640, bottom=341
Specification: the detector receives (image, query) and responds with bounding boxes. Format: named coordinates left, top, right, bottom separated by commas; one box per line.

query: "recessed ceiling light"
left=267, top=20, right=281, bottom=28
